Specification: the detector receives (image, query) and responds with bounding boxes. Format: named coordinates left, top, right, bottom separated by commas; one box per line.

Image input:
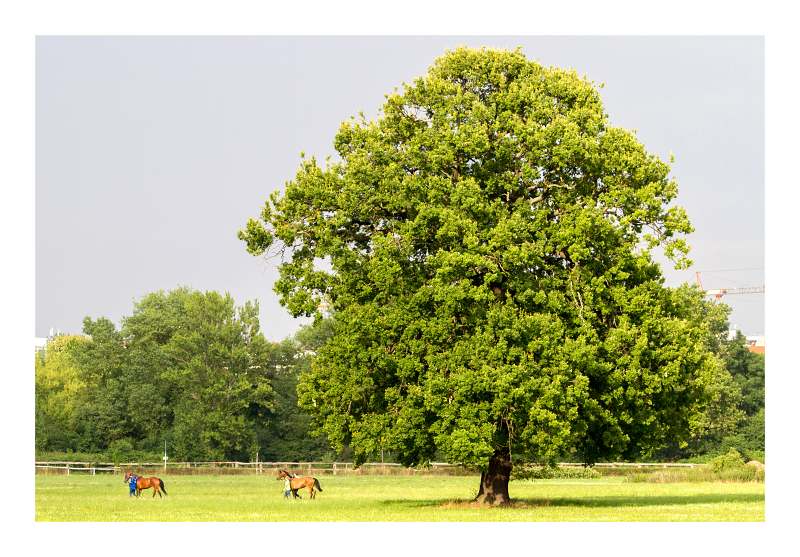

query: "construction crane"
left=695, top=272, right=765, bottom=301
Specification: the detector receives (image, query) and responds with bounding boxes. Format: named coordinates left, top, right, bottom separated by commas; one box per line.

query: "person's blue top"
left=129, top=474, right=138, bottom=488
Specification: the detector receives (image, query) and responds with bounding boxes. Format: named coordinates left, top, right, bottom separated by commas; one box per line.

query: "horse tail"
left=159, top=479, right=167, bottom=495
left=314, top=478, right=323, bottom=492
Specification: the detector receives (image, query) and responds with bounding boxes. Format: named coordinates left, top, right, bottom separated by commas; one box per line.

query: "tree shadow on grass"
left=379, top=492, right=764, bottom=510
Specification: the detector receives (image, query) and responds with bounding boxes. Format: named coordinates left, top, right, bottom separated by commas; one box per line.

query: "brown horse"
left=124, top=471, right=167, bottom=498
left=277, top=469, right=323, bottom=499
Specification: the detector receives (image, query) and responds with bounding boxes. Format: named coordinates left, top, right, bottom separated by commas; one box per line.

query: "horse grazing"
left=124, top=471, right=167, bottom=498
left=277, top=469, right=323, bottom=499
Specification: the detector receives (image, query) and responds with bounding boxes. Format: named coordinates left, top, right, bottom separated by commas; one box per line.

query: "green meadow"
left=35, top=474, right=764, bottom=522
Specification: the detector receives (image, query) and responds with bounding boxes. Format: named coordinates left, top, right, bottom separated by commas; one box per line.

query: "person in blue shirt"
left=128, top=473, right=139, bottom=497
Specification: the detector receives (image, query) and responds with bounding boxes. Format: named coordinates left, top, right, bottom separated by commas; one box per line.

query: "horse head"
left=123, top=471, right=131, bottom=483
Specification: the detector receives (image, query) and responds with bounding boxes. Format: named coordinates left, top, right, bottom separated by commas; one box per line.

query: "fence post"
left=66, top=465, right=70, bottom=476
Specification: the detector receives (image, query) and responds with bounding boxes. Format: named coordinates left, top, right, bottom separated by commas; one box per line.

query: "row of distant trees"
left=35, top=287, right=332, bottom=462
left=35, top=285, right=763, bottom=464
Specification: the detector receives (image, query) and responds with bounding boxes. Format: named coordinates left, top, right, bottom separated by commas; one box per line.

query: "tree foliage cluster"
left=35, top=288, right=332, bottom=462
left=680, top=331, right=764, bottom=461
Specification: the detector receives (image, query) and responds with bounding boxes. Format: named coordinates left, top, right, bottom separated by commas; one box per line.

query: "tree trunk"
left=474, top=446, right=512, bottom=505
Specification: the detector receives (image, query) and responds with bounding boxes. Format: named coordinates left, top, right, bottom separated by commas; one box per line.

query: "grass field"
left=35, top=474, right=764, bottom=522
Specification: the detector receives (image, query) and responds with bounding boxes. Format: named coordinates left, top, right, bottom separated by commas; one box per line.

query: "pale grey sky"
left=36, top=36, right=764, bottom=340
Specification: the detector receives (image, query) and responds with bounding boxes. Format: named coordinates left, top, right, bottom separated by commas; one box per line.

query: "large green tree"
left=72, top=317, right=134, bottom=450
left=35, top=335, right=90, bottom=451
left=240, top=48, right=724, bottom=503
left=123, top=288, right=275, bottom=460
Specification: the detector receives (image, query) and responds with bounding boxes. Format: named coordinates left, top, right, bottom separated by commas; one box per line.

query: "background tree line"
left=35, top=286, right=762, bottom=463
left=35, top=287, right=333, bottom=462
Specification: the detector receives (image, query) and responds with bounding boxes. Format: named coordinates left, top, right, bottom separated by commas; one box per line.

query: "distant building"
left=727, top=326, right=765, bottom=355
left=745, top=335, right=765, bottom=355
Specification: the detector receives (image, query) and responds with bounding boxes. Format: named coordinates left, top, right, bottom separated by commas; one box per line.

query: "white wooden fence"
left=34, top=460, right=697, bottom=476
left=35, top=464, right=117, bottom=475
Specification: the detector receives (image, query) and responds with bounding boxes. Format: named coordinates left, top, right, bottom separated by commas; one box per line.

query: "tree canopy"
left=240, top=47, right=728, bottom=503
left=36, top=288, right=277, bottom=461
left=35, top=335, right=90, bottom=451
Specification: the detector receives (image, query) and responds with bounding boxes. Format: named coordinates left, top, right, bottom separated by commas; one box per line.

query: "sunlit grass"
left=35, top=474, right=764, bottom=522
